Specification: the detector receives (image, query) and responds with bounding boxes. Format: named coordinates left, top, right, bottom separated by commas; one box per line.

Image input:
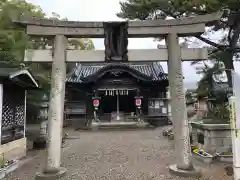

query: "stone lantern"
left=135, top=96, right=143, bottom=122
left=32, top=94, right=49, bottom=149
left=92, top=96, right=101, bottom=122
left=39, top=95, right=49, bottom=138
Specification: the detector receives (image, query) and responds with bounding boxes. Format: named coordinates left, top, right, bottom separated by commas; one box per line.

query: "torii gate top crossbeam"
left=12, top=12, right=222, bottom=38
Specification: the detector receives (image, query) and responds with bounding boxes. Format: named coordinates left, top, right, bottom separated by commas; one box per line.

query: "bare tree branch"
left=195, top=35, right=227, bottom=50
left=230, top=23, right=240, bottom=49
left=154, top=8, right=240, bottom=54
left=158, top=10, right=229, bottom=51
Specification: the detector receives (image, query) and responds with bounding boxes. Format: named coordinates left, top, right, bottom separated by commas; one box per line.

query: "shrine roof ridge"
left=12, top=12, right=222, bottom=28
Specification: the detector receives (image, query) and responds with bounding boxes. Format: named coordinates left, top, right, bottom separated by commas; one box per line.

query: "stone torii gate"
left=13, top=12, right=222, bottom=179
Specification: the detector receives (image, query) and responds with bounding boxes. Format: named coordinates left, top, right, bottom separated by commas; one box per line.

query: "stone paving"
left=4, top=128, right=232, bottom=180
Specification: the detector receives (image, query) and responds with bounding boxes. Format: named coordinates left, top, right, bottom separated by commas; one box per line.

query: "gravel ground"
left=4, top=128, right=232, bottom=180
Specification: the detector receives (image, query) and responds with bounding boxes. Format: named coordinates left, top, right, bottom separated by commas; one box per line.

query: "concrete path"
left=4, top=128, right=231, bottom=180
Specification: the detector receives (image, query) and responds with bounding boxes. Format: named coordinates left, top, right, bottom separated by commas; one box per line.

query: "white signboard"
left=162, top=107, right=167, bottom=114
left=155, top=101, right=160, bottom=108
left=159, top=100, right=164, bottom=106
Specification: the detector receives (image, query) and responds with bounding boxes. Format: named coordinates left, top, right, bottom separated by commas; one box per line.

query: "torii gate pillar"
left=36, top=35, right=67, bottom=179
left=167, top=33, right=200, bottom=176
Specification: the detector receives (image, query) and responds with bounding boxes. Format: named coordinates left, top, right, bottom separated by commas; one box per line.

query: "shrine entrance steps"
left=90, top=121, right=155, bottom=131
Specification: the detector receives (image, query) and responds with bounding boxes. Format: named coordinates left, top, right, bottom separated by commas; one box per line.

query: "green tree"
left=0, top=0, right=46, bottom=122
left=195, top=60, right=230, bottom=120
left=117, top=0, right=240, bottom=88
left=0, top=0, right=45, bottom=66
left=196, top=62, right=219, bottom=97
left=0, top=1, right=95, bottom=122
left=195, top=48, right=232, bottom=100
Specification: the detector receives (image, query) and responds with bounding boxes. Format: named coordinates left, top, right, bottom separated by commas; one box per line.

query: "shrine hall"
left=64, top=62, right=170, bottom=128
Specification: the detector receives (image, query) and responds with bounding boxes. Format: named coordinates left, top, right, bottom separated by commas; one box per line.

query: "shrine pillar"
left=166, top=33, right=200, bottom=176
left=36, top=35, right=67, bottom=179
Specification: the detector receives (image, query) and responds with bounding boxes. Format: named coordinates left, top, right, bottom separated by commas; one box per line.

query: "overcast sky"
left=26, top=0, right=240, bottom=83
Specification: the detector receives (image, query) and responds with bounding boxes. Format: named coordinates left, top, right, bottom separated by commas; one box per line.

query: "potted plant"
left=168, top=132, right=174, bottom=140
left=0, top=155, right=19, bottom=179
left=163, top=128, right=172, bottom=136
left=0, top=155, right=5, bottom=179
left=191, top=145, right=197, bottom=152
left=218, top=152, right=233, bottom=163
left=4, top=159, right=18, bottom=175
left=162, top=129, right=168, bottom=136
left=192, top=148, right=213, bottom=164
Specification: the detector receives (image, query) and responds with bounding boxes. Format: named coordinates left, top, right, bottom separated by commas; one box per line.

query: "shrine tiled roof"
left=67, top=62, right=167, bottom=83
left=0, top=68, right=38, bottom=88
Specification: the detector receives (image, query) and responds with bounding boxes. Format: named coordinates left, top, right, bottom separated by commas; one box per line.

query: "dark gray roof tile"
left=67, top=62, right=167, bottom=83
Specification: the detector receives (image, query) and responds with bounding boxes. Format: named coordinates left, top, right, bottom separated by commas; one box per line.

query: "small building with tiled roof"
left=65, top=62, right=169, bottom=128
left=0, top=68, right=38, bottom=163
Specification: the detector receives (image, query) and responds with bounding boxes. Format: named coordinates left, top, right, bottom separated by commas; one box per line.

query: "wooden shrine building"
left=65, top=62, right=169, bottom=128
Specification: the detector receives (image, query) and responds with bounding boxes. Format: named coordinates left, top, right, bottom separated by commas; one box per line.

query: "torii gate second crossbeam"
left=24, top=48, right=207, bottom=62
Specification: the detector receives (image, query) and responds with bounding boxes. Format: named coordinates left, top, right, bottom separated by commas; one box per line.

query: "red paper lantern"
left=93, top=99, right=99, bottom=107
left=135, top=99, right=141, bottom=106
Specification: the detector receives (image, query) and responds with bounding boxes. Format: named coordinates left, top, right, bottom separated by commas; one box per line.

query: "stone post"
left=166, top=33, right=200, bottom=177
left=36, top=35, right=67, bottom=180
left=230, top=71, right=240, bottom=180
left=166, top=87, right=172, bottom=123
left=24, top=90, right=27, bottom=138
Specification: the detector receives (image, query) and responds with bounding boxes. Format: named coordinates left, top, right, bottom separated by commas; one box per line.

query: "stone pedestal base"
left=169, top=164, right=201, bottom=178
left=35, top=167, right=67, bottom=180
